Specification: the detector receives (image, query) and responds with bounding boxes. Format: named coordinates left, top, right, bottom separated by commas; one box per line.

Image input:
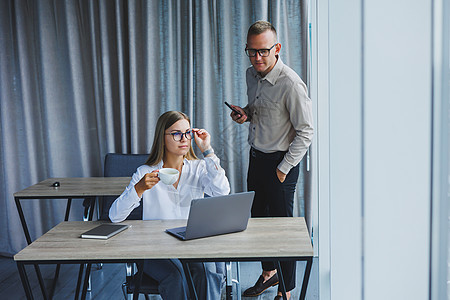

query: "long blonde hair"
left=145, top=111, right=198, bottom=166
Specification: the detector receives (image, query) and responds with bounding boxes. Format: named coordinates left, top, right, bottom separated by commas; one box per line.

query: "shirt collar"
left=156, top=160, right=164, bottom=168
left=250, top=56, right=284, bottom=85
left=156, top=158, right=188, bottom=169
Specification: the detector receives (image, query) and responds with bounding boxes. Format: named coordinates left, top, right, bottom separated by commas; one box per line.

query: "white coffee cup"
left=158, top=168, right=180, bottom=185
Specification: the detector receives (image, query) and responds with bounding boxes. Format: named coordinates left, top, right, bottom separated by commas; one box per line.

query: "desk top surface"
left=14, top=177, right=131, bottom=198
left=14, top=218, right=313, bottom=261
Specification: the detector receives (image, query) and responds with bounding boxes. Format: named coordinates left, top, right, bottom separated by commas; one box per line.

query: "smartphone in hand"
left=224, top=101, right=243, bottom=116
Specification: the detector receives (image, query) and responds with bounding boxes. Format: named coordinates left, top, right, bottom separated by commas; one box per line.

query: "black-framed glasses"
left=165, top=130, right=193, bottom=141
left=245, top=44, right=277, bottom=57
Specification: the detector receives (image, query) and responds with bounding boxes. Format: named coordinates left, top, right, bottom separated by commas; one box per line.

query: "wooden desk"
left=14, top=177, right=130, bottom=244
left=14, top=177, right=130, bottom=299
left=15, top=218, right=313, bottom=300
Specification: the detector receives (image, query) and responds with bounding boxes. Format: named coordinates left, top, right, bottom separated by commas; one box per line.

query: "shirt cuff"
left=204, top=154, right=221, bottom=173
left=202, top=148, right=214, bottom=157
left=131, top=185, right=141, bottom=200
left=242, top=106, right=252, bottom=121
left=277, top=159, right=293, bottom=175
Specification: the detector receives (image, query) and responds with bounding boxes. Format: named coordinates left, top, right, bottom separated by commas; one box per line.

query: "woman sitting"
left=109, top=110, right=230, bottom=299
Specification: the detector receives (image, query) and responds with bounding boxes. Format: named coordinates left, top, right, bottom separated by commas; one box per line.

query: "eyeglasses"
left=165, top=130, right=193, bottom=141
left=245, top=44, right=277, bottom=57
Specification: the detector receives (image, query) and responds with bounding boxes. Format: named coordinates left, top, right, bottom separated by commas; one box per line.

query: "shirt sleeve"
left=200, top=155, right=231, bottom=196
left=109, top=167, right=146, bottom=223
left=242, top=68, right=254, bottom=120
left=277, top=80, right=314, bottom=174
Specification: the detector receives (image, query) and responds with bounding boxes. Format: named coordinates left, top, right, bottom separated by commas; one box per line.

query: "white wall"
left=363, top=1, right=431, bottom=299
left=312, top=0, right=448, bottom=299
left=328, top=0, right=364, bottom=299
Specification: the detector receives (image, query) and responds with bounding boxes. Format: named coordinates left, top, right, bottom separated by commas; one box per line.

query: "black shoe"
left=243, top=273, right=279, bottom=297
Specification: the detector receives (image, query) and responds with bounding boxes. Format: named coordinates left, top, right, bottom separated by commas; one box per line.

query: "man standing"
left=229, top=20, right=313, bottom=300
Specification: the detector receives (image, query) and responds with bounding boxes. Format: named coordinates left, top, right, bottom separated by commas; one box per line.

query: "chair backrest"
left=100, top=153, right=149, bottom=221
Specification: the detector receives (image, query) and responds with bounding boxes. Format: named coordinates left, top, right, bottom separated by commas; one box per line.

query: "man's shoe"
left=243, top=273, right=279, bottom=297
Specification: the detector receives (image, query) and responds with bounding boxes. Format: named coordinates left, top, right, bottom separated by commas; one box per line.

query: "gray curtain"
left=0, top=0, right=309, bottom=256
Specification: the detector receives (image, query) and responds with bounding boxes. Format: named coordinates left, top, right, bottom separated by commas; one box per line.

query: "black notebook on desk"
left=81, top=224, right=130, bottom=240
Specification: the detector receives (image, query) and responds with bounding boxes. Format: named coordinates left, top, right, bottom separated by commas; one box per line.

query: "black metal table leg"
left=78, top=197, right=96, bottom=296
left=275, top=261, right=287, bottom=300
left=299, top=257, right=313, bottom=300
left=69, top=197, right=93, bottom=298
left=74, top=263, right=85, bottom=300
left=15, top=197, right=48, bottom=299
left=49, top=264, right=61, bottom=299
left=80, top=263, right=92, bottom=300
left=88, top=197, right=95, bottom=220
left=82, top=197, right=96, bottom=221
left=225, top=261, right=233, bottom=300
left=49, top=198, right=73, bottom=299
left=15, top=197, right=32, bottom=244
left=181, top=260, right=198, bottom=300
left=64, top=198, right=72, bottom=221
left=17, top=262, right=34, bottom=300
left=33, top=264, right=49, bottom=300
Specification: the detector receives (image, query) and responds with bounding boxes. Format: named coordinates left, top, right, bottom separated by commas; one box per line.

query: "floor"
left=0, top=256, right=318, bottom=299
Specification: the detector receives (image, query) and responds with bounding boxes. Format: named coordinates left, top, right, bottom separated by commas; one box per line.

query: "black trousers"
left=247, top=148, right=300, bottom=292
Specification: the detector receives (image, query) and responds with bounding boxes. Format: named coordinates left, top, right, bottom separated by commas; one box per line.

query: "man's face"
left=246, top=30, right=280, bottom=77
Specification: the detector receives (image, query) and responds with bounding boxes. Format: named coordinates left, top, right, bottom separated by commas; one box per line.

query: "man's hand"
left=276, top=168, right=286, bottom=183
left=229, top=104, right=248, bottom=124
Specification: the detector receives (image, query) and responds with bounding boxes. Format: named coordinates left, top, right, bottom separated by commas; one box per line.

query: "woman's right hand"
left=134, top=170, right=160, bottom=198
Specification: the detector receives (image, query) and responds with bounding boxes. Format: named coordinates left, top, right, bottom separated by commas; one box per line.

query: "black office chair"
left=78, top=153, right=160, bottom=300
left=102, top=153, right=161, bottom=300
left=100, top=153, right=149, bottom=221
left=122, top=267, right=160, bottom=300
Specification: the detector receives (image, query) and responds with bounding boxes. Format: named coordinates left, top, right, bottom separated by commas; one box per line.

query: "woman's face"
left=164, top=119, right=192, bottom=157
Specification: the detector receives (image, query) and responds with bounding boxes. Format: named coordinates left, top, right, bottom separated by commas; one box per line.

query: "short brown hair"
left=145, top=111, right=198, bottom=166
left=247, top=20, right=277, bottom=40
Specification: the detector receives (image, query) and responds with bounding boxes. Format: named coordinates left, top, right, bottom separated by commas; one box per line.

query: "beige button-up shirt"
left=244, top=58, right=314, bottom=174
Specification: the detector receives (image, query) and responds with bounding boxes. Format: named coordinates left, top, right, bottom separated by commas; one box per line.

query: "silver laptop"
left=165, top=191, right=255, bottom=240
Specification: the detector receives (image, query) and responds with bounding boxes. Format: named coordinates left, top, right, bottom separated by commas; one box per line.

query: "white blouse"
left=109, top=155, right=231, bottom=222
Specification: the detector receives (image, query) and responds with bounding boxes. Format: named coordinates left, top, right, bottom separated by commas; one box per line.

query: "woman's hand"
left=193, top=128, right=211, bottom=153
left=134, top=170, right=160, bottom=198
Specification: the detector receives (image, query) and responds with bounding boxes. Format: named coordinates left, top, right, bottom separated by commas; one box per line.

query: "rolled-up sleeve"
left=277, top=81, right=314, bottom=174
left=201, top=155, right=231, bottom=196
left=109, top=169, right=145, bottom=223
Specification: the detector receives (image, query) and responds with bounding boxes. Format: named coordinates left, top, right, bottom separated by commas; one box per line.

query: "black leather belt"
left=250, top=147, right=286, bottom=160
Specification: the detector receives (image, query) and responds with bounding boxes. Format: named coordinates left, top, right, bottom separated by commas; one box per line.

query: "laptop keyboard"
left=177, top=231, right=186, bottom=238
